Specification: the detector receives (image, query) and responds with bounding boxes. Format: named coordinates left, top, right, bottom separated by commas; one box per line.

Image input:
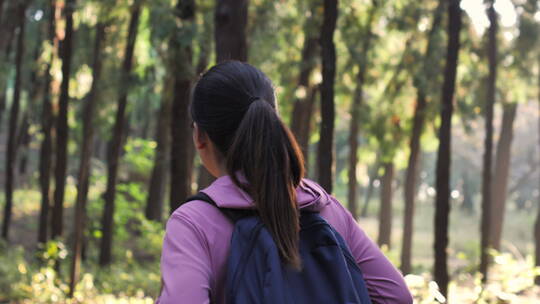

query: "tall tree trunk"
left=69, top=22, right=106, bottom=295
left=460, top=170, right=474, bottom=213
left=38, top=0, right=58, bottom=245
left=290, top=33, right=318, bottom=158
left=401, top=1, right=445, bottom=274
left=480, top=0, right=497, bottom=283
left=377, top=162, right=394, bottom=248
left=214, top=0, right=248, bottom=62
left=0, top=0, right=4, bottom=24
left=99, top=2, right=142, bottom=266
left=316, top=0, right=337, bottom=193
left=51, top=0, right=76, bottom=240
left=17, top=112, right=31, bottom=181
left=434, top=0, right=462, bottom=298
left=0, top=1, right=17, bottom=53
left=360, top=161, right=379, bottom=217
left=169, top=0, right=196, bottom=213
left=347, top=2, right=378, bottom=220
left=18, top=25, right=44, bottom=182
left=1, top=3, right=26, bottom=240
left=534, top=55, right=540, bottom=285
left=489, top=103, right=517, bottom=251
left=146, top=72, right=173, bottom=221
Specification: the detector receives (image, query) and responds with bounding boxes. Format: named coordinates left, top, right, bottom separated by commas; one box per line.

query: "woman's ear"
left=192, top=123, right=207, bottom=150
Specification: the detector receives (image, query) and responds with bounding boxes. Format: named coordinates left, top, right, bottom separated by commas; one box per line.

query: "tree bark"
left=489, top=103, right=517, bottom=251
left=169, top=0, right=196, bottom=213
left=214, top=0, right=248, bottom=62
left=69, top=22, right=106, bottom=295
left=51, top=0, right=76, bottom=240
left=360, top=160, right=379, bottom=217
left=0, top=1, right=17, bottom=54
left=347, top=2, right=378, bottom=220
left=460, top=171, right=474, bottom=213
left=377, top=162, right=394, bottom=248
left=534, top=55, right=540, bottom=285
left=146, top=72, right=173, bottom=221
left=290, top=36, right=318, bottom=157
left=1, top=3, right=26, bottom=240
left=99, top=1, right=142, bottom=266
left=316, top=0, right=337, bottom=193
left=434, top=0, right=462, bottom=298
left=480, top=0, right=497, bottom=283
left=400, top=1, right=445, bottom=274
left=38, top=0, right=58, bottom=245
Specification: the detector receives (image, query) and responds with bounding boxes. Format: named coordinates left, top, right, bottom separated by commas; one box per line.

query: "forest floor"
left=1, top=182, right=540, bottom=303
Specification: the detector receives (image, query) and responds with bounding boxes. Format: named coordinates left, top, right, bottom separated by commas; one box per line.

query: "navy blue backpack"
left=187, top=192, right=372, bottom=304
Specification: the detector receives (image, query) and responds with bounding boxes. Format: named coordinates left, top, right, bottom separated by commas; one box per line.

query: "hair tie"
left=248, top=95, right=261, bottom=103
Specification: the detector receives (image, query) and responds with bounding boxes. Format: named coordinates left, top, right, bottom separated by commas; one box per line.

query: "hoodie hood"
left=201, top=175, right=331, bottom=212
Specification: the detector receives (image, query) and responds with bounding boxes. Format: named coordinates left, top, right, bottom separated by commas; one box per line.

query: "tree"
left=99, top=1, right=143, bottom=266
left=215, top=0, right=248, bottom=62
left=51, top=0, right=76, bottom=240
left=316, top=0, right=337, bottom=193
left=480, top=0, right=497, bottom=283
left=489, top=103, right=517, bottom=251
left=38, top=0, right=58, bottom=245
left=401, top=0, right=445, bottom=274
left=433, top=0, right=462, bottom=297
left=169, top=0, right=197, bottom=213
left=377, top=162, right=394, bottom=248
left=69, top=20, right=107, bottom=295
left=1, top=2, right=26, bottom=240
left=146, top=73, right=172, bottom=221
left=345, top=0, right=379, bottom=220
left=534, top=54, right=540, bottom=285
left=290, top=3, right=320, bottom=161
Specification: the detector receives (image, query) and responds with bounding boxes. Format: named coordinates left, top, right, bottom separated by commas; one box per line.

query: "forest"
left=0, top=0, right=539, bottom=302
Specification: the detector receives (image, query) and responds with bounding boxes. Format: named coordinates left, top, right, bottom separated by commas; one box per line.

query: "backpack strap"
left=185, top=192, right=257, bottom=223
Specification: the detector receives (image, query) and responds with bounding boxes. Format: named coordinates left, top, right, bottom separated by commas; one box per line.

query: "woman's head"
left=190, top=61, right=304, bottom=269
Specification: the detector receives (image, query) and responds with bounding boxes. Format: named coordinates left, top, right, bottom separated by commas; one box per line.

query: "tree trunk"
left=99, top=2, right=142, bottom=266
left=360, top=161, right=379, bottom=217
left=0, top=1, right=17, bottom=54
left=489, top=103, right=517, bottom=251
left=1, top=3, right=26, bottom=240
left=146, top=72, right=173, bottom=221
left=316, top=0, right=337, bottom=193
left=434, top=0, right=462, bottom=298
left=38, top=0, right=58, bottom=245
left=377, top=162, right=394, bottom=248
left=290, top=34, right=318, bottom=158
left=401, top=1, right=445, bottom=274
left=169, top=0, right=196, bottom=213
left=480, top=0, right=497, bottom=283
left=51, top=0, right=76, bottom=240
left=69, top=22, right=106, bottom=296
left=347, top=2, right=378, bottom=220
left=534, top=55, right=540, bottom=285
left=214, top=0, right=248, bottom=62
left=0, top=0, right=4, bottom=24
left=460, top=171, right=474, bottom=213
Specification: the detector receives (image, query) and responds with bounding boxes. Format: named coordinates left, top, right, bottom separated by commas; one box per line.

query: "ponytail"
left=227, top=99, right=304, bottom=270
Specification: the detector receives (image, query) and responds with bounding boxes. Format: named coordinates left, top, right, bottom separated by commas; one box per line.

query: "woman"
left=158, top=61, right=412, bottom=303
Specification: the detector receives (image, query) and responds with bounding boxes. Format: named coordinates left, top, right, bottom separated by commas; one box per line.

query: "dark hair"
left=191, top=61, right=305, bottom=269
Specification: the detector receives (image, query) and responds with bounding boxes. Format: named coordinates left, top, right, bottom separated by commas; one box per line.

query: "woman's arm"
left=335, top=198, right=413, bottom=304
left=157, top=212, right=212, bottom=304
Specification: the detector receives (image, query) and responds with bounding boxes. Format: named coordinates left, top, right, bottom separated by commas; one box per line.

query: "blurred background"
left=0, top=0, right=538, bottom=302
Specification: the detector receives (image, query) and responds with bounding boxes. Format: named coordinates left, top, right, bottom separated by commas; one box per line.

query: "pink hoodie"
left=158, top=176, right=412, bottom=303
